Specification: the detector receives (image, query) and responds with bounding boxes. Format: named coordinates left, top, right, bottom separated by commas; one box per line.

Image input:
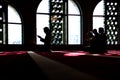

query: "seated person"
left=37, top=27, right=51, bottom=52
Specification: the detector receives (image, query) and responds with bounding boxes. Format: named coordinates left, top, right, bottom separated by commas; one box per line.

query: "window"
left=0, top=2, right=22, bottom=44
left=8, top=5, right=22, bottom=44
left=93, top=0, right=120, bottom=45
left=93, top=0, right=104, bottom=31
left=36, top=0, right=82, bottom=45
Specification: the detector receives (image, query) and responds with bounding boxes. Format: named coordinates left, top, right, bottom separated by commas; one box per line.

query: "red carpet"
left=0, top=50, right=120, bottom=80
left=35, top=50, right=120, bottom=80
left=0, top=51, right=47, bottom=80
left=0, top=51, right=27, bottom=56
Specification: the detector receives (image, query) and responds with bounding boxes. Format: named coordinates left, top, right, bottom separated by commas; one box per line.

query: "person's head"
left=93, top=29, right=98, bottom=34
left=44, top=27, right=50, bottom=34
left=99, top=27, right=104, bottom=34
left=87, top=31, right=94, bottom=38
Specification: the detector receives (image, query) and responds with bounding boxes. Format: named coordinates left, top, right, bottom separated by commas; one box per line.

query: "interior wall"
left=2, top=0, right=105, bottom=50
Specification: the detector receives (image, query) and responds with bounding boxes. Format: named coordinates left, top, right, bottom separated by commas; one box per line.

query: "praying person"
left=37, top=27, right=51, bottom=52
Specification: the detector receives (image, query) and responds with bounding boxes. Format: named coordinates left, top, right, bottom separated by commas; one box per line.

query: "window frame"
left=0, top=2, right=23, bottom=45
left=36, top=0, right=82, bottom=45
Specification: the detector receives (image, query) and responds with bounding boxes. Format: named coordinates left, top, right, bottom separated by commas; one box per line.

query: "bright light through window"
left=93, top=0, right=104, bottom=30
left=37, top=0, right=81, bottom=45
left=37, top=0, right=49, bottom=44
left=8, top=5, right=21, bottom=23
left=37, top=15, right=49, bottom=44
left=68, top=0, right=81, bottom=44
left=8, top=5, right=22, bottom=44
left=8, top=24, right=22, bottom=44
left=37, top=0, right=49, bottom=13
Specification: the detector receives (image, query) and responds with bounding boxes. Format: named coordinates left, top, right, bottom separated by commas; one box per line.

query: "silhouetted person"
left=84, top=31, right=95, bottom=52
left=92, top=29, right=100, bottom=52
left=38, top=27, right=51, bottom=52
left=98, top=27, right=107, bottom=53
left=93, top=29, right=99, bottom=38
left=85, top=28, right=107, bottom=54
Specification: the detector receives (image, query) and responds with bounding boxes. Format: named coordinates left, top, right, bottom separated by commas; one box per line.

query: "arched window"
left=93, top=0, right=119, bottom=45
left=0, top=2, right=22, bottom=44
left=93, top=0, right=104, bottom=31
left=36, top=0, right=82, bottom=45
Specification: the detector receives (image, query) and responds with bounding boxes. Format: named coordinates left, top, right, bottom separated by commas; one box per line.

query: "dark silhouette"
left=98, top=27, right=107, bottom=53
left=85, top=28, right=107, bottom=54
left=84, top=31, right=94, bottom=52
left=93, top=29, right=99, bottom=38
left=37, top=27, right=51, bottom=52
left=91, top=29, right=100, bottom=52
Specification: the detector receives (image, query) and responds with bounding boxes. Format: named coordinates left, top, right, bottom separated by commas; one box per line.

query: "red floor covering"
left=0, top=51, right=47, bottom=80
left=0, top=50, right=120, bottom=80
left=35, top=50, right=120, bottom=80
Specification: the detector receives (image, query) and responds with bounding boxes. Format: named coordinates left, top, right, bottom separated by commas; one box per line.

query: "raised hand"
left=37, top=35, right=41, bottom=38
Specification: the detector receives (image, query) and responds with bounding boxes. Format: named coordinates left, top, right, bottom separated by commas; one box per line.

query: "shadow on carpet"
left=0, top=51, right=48, bottom=80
